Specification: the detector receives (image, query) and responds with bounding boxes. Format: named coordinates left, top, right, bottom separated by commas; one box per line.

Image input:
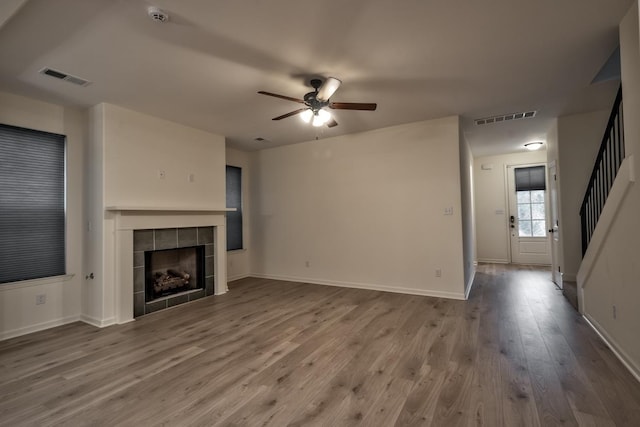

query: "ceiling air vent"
left=39, top=67, right=91, bottom=87
left=475, top=110, right=536, bottom=126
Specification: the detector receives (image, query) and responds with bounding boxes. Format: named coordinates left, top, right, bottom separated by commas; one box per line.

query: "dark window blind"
left=226, top=165, right=243, bottom=251
left=0, top=124, right=66, bottom=284
left=515, top=165, right=546, bottom=191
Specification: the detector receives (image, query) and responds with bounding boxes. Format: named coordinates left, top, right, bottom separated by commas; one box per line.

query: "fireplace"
left=145, top=246, right=205, bottom=302
left=133, top=226, right=215, bottom=317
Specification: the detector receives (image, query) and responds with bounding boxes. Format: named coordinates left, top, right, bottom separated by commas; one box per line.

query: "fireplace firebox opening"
left=144, top=245, right=205, bottom=302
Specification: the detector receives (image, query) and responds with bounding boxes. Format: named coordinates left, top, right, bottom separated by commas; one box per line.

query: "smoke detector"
left=147, top=6, right=169, bottom=23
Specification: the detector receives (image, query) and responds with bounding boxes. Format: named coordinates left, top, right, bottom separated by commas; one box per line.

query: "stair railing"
left=580, top=85, right=624, bottom=256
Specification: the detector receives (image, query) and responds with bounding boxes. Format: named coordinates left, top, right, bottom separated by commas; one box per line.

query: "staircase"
left=579, top=86, right=625, bottom=255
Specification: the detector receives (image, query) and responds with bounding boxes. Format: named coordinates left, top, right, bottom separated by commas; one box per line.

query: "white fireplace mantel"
left=106, top=207, right=229, bottom=324
left=105, top=206, right=235, bottom=212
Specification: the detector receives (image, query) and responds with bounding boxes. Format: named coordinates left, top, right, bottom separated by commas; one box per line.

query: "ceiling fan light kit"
left=258, top=77, right=377, bottom=129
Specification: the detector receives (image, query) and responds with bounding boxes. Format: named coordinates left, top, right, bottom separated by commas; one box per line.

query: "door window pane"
left=518, top=204, right=531, bottom=220
left=517, top=191, right=531, bottom=204
left=531, top=190, right=545, bottom=203
left=532, top=220, right=546, bottom=237
left=531, top=203, right=545, bottom=220
left=519, top=220, right=532, bottom=237
left=516, top=189, right=546, bottom=237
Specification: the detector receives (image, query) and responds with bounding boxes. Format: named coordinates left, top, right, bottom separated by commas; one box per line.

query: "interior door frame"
left=548, top=160, right=562, bottom=288
left=505, top=161, right=551, bottom=265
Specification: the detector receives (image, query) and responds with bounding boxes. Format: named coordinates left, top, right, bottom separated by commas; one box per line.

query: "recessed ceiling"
left=0, top=0, right=630, bottom=155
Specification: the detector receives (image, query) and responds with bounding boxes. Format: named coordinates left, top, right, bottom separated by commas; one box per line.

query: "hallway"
left=472, top=263, right=640, bottom=426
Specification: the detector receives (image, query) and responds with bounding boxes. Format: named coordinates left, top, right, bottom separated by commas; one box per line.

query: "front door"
left=507, top=164, right=551, bottom=265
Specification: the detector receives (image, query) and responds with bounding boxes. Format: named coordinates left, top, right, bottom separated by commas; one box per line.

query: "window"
left=0, top=124, right=66, bottom=284
left=226, top=165, right=243, bottom=251
left=514, top=166, right=546, bottom=237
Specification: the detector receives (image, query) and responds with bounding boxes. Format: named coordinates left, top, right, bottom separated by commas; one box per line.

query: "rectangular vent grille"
left=39, top=67, right=91, bottom=87
left=475, top=111, right=536, bottom=125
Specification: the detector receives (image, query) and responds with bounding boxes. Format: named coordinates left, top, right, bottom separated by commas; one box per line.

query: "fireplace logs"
left=153, top=269, right=190, bottom=295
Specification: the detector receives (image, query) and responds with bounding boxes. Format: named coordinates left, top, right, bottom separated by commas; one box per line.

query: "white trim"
left=105, top=206, right=234, bottom=212
left=583, top=314, right=640, bottom=383
left=0, top=315, right=80, bottom=341
left=80, top=314, right=116, bottom=328
left=227, top=273, right=250, bottom=282
left=251, top=274, right=467, bottom=300
left=0, top=274, right=74, bottom=292
left=477, top=258, right=509, bottom=264
left=578, top=155, right=635, bottom=287
left=465, top=269, right=476, bottom=299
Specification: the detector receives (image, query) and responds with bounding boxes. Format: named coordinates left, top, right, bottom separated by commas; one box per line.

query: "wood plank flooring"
left=2, top=264, right=640, bottom=426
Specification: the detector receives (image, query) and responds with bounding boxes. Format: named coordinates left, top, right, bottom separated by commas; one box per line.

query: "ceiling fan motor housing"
left=304, top=88, right=329, bottom=112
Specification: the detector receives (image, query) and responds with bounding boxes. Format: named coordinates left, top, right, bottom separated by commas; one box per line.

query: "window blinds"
left=515, top=165, right=546, bottom=191
left=226, top=165, right=243, bottom=251
left=0, top=124, right=66, bottom=284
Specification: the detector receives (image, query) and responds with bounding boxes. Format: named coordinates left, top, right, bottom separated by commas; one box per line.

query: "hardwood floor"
left=2, top=264, right=640, bottom=426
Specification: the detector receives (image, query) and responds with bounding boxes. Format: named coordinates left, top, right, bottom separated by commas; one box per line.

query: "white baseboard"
left=227, top=273, right=250, bottom=282
left=251, top=273, right=466, bottom=300
left=477, top=258, right=509, bottom=264
left=80, top=314, right=116, bottom=328
left=583, top=313, right=640, bottom=383
left=0, top=315, right=81, bottom=341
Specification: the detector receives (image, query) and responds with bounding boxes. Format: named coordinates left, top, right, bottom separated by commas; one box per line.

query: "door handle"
left=548, top=229, right=555, bottom=233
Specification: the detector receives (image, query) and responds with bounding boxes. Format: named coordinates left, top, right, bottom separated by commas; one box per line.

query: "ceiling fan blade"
left=326, top=118, right=338, bottom=128
left=329, top=102, right=377, bottom=111
left=316, top=77, right=342, bottom=101
left=258, top=91, right=305, bottom=104
left=272, top=108, right=309, bottom=120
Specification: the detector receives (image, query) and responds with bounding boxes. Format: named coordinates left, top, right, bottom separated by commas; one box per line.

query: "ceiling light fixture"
left=312, top=109, right=332, bottom=127
left=300, top=109, right=313, bottom=123
left=524, top=141, right=544, bottom=151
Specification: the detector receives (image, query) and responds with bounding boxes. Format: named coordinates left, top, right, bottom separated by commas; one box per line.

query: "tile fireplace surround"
left=133, top=227, right=214, bottom=317
left=106, top=207, right=228, bottom=324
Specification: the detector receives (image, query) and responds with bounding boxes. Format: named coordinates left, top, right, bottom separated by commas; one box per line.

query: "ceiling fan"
left=258, top=77, right=377, bottom=128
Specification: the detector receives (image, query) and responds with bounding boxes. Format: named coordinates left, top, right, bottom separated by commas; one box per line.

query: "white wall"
left=226, top=147, right=252, bottom=281
left=0, top=92, right=86, bottom=339
left=250, top=116, right=467, bottom=299
left=580, top=0, right=640, bottom=379
left=459, top=131, right=476, bottom=296
left=86, top=103, right=226, bottom=326
left=101, top=104, right=225, bottom=208
left=474, top=150, right=547, bottom=263
left=556, top=110, right=610, bottom=281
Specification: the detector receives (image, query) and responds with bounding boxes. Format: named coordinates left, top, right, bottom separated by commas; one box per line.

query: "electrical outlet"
left=36, top=294, right=46, bottom=305
left=158, top=170, right=166, bottom=179
left=435, top=269, right=442, bottom=277
left=444, top=207, right=453, bottom=215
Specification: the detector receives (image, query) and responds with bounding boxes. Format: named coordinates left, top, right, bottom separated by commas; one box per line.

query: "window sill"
left=0, top=274, right=75, bottom=292
left=227, top=248, right=246, bottom=254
